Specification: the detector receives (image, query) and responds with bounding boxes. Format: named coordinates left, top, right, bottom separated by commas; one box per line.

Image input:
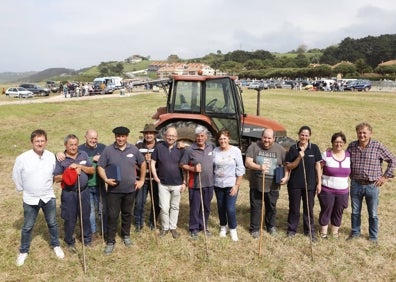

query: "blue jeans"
left=89, top=185, right=107, bottom=234
left=350, top=180, right=379, bottom=240
left=20, top=198, right=60, bottom=253
left=215, top=186, right=238, bottom=229
left=134, top=180, right=160, bottom=227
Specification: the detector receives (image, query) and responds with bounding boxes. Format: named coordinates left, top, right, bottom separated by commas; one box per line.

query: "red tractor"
left=146, top=75, right=294, bottom=152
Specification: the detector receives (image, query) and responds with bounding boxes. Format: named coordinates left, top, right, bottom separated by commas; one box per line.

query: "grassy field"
left=0, top=89, right=395, bottom=281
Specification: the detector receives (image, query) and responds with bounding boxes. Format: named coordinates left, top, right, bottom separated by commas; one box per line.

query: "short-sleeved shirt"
left=98, top=142, right=144, bottom=193
left=151, top=142, right=184, bottom=185
left=53, top=151, right=93, bottom=191
left=78, top=143, right=106, bottom=187
left=135, top=139, right=161, bottom=181
left=246, top=141, right=286, bottom=192
left=286, top=142, right=322, bottom=190
left=180, top=142, right=214, bottom=189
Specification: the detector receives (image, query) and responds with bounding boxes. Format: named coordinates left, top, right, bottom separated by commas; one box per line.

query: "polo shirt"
left=286, top=142, right=322, bottom=190
left=53, top=151, right=92, bottom=191
left=180, top=142, right=214, bottom=188
left=151, top=141, right=183, bottom=185
left=98, top=142, right=144, bottom=193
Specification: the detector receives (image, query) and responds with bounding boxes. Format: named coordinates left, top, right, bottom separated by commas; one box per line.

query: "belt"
left=355, top=179, right=376, bottom=185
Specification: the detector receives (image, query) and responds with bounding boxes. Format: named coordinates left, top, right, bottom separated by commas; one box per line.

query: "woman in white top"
left=318, top=132, right=351, bottom=238
left=213, top=129, right=245, bottom=241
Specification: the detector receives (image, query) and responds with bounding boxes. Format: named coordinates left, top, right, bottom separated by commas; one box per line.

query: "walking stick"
left=198, top=172, right=209, bottom=259
left=99, top=180, right=105, bottom=244
left=77, top=174, right=88, bottom=273
left=148, top=160, right=158, bottom=245
left=301, top=158, right=314, bottom=261
left=258, top=170, right=265, bottom=257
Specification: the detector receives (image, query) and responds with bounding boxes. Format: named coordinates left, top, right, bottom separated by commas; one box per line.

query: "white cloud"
left=0, top=0, right=395, bottom=71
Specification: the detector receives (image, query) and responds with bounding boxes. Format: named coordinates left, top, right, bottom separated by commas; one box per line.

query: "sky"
left=1, top=0, right=395, bottom=72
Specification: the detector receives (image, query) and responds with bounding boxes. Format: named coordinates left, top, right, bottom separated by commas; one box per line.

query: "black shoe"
left=191, top=231, right=199, bottom=240
left=149, top=223, right=155, bottom=230
left=159, top=230, right=169, bottom=237
left=67, top=244, right=77, bottom=253
left=268, top=227, right=277, bottom=235
left=346, top=234, right=360, bottom=241
left=287, top=232, right=296, bottom=238
left=104, top=243, right=114, bottom=255
left=251, top=231, right=260, bottom=239
left=170, top=229, right=180, bottom=239
left=202, top=229, right=212, bottom=237
left=135, top=225, right=142, bottom=233
left=123, top=236, right=132, bottom=247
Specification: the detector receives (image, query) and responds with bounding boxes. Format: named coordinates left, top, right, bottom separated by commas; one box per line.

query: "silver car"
left=5, top=87, right=34, bottom=98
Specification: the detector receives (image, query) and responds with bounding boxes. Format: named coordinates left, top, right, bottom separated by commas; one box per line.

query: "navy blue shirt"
left=54, top=151, right=92, bottom=191
left=151, top=142, right=184, bottom=185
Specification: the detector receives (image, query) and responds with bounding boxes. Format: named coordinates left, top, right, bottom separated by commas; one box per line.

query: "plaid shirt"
left=347, top=139, right=395, bottom=181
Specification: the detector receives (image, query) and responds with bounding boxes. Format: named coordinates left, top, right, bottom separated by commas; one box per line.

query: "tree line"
left=181, top=34, right=396, bottom=80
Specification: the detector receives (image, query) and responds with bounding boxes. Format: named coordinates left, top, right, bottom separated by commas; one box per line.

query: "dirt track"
left=0, top=91, right=147, bottom=106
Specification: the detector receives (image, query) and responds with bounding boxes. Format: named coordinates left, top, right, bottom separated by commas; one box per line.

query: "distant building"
left=125, top=55, right=147, bottom=64
left=148, top=62, right=215, bottom=78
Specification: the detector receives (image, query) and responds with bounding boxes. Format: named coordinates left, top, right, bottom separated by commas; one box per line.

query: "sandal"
left=320, top=233, right=328, bottom=239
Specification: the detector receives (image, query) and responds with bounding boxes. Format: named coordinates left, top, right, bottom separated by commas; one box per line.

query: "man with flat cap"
left=97, top=126, right=146, bottom=254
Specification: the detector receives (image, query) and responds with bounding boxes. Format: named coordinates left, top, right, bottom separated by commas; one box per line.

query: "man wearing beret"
left=53, top=134, right=95, bottom=253
left=98, top=126, right=146, bottom=254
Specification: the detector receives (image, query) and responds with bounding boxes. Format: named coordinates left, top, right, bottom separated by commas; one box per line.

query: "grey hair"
left=64, top=134, right=79, bottom=145
left=195, top=125, right=208, bottom=135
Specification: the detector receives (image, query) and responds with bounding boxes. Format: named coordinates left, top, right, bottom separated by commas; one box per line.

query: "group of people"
left=12, top=121, right=395, bottom=265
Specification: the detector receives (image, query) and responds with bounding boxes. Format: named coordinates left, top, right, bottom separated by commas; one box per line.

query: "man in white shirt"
left=12, top=129, right=64, bottom=266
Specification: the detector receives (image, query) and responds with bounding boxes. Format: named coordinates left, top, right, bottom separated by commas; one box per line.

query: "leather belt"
left=355, top=179, right=376, bottom=185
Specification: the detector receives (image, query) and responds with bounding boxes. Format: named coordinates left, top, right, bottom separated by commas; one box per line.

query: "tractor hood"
left=242, top=114, right=287, bottom=139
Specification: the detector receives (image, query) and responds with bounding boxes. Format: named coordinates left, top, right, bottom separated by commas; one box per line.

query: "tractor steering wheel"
left=206, top=98, right=218, bottom=110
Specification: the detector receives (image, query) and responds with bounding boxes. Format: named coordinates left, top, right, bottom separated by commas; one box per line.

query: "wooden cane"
left=77, top=174, right=88, bottom=273
left=258, top=170, right=265, bottom=257
left=148, top=160, right=158, bottom=245
left=302, top=157, right=314, bottom=261
left=198, top=172, right=209, bottom=258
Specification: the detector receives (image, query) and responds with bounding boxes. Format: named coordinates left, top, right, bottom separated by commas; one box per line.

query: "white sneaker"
left=54, top=246, right=65, bottom=259
left=230, top=229, right=239, bottom=241
left=219, top=226, right=227, bottom=237
left=16, top=253, right=28, bottom=266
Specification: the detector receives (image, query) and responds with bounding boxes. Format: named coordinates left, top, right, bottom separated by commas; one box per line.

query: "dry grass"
left=0, top=89, right=395, bottom=281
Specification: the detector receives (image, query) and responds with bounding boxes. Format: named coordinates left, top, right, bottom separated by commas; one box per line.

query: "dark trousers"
left=249, top=188, right=279, bottom=232
left=106, top=192, right=135, bottom=244
left=189, top=187, right=214, bottom=232
left=134, top=180, right=160, bottom=227
left=61, top=188, right=91, bottom=245
left=287, top=188, right=315, bottom=235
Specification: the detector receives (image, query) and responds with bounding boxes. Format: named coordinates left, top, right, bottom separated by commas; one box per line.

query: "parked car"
left=248, top=81, right=268, bottom=90
left=46, top=81, right=60, bottom=93
left=5, top=87, right=33, bottom=98
left=19, top=83, right=50, bottom=96
left=353, top=79, right=372, bottom=91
